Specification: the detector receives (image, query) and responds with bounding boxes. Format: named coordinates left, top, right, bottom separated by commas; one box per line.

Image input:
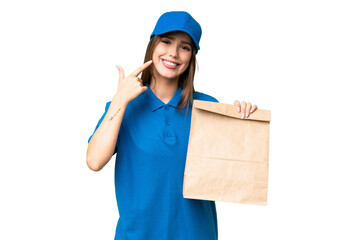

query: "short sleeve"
left=88, top=101, right=118, bottom=154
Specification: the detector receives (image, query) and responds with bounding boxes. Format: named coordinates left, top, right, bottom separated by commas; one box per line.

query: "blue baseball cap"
left=150, top=11, right=202, bottom=52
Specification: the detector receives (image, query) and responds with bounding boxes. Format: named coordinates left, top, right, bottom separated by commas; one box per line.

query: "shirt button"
left=166, top=120, right=170, bottom=126
left=165, top=105, right=170, bottom=111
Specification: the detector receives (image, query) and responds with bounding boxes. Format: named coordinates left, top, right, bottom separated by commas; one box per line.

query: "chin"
left=158, top=71, right=181, bottom=81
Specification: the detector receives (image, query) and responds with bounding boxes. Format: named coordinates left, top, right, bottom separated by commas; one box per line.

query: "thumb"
left=116, top=65, right=125, bottom=80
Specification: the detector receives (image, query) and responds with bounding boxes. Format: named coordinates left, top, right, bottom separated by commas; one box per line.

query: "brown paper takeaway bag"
left=183, top=100, right=271, bottom=205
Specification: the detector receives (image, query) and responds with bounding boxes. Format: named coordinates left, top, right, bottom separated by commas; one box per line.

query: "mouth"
left=161, top=59, right=180, bottom=69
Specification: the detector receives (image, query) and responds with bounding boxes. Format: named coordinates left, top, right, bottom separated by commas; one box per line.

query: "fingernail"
left=237, top=107, right=240, bottom=112
left=147, top=60, right=153, bottom=64
left=241, top=113, right=245, bottom=119
left=246, top=113, right=249, bottom=118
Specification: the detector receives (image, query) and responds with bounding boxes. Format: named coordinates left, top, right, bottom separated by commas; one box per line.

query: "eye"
left=180, top=45, right=191, bottom=51
left=161, top=39, right=171, bottom=45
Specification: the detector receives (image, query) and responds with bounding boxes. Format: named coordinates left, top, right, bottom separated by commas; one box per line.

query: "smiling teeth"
left=163, top=60, right=177, bottom=66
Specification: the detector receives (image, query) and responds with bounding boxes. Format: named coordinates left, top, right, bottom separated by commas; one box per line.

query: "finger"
left=116, top=65, right=125, bottom=81
left=245, top=102, right=252, bottom=118
left=234, top=100, right=241, bottom=112
left=141, top=85, right=148, bottom=93
left=137, top=77, right=144, bottom=84
left=250, top=104, right=258, bottom=113
left=240, top=101, right=247, bottom=118
left=130, top=60, right=153, bottom=77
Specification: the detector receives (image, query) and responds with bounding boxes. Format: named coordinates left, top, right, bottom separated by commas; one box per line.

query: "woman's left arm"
left=233, top=100, right=257, bottom=118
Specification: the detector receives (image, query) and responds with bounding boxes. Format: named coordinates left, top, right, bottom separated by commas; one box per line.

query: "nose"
left=168, top=45, right=178, bottom=58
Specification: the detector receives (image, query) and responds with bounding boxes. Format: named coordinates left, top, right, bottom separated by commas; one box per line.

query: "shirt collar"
left=143, top=83, right=182, bottom=112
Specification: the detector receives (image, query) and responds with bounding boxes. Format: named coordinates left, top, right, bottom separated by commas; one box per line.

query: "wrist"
left=112, top=93, right=128, bottom=108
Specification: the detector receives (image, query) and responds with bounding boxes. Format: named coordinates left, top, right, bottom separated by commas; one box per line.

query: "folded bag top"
left=183, top=100, right=271, bottom=205
left=193, top=99, right=271, bottom=122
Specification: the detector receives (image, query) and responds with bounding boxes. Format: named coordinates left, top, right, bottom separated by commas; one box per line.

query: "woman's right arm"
left=86, top=61, right=152, bottom=171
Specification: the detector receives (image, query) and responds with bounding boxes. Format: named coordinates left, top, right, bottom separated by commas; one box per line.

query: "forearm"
left=87, top=61, right=151, bottom=171
left=86, top=95, right=128, bottom=171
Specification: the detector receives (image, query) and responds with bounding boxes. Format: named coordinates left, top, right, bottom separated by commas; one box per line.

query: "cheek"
left=182, top=54, right=192, bottom=69
left=152, top=44, right=166, bottom=58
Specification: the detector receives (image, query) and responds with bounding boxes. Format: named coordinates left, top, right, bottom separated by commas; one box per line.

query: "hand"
left=234, top=100, right=257, bottom=119
left=114, top=60, right=152, bottom=105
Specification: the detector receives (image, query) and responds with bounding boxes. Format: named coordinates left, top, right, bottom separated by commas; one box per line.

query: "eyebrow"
left=162, top=35, right=192, bottom=47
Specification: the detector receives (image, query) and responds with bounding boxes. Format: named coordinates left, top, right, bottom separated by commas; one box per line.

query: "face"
left=151, top=31, right=193, bottom=82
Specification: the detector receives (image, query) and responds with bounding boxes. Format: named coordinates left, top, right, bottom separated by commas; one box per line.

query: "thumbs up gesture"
left=114, top=60, right=153, bottom=105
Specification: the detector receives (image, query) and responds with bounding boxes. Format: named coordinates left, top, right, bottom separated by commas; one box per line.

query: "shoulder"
left=193, top=91, right=219, bottom=103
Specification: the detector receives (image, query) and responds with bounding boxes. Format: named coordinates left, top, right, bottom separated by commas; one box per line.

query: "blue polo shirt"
left=88, top=83, right=219, bottom=240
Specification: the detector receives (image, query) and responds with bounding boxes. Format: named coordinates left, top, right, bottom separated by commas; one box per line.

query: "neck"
left=150, top=76, right=179, bottom=104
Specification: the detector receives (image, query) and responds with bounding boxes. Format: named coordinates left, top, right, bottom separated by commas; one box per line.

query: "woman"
left=87, top=11, right=257, bottom=240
